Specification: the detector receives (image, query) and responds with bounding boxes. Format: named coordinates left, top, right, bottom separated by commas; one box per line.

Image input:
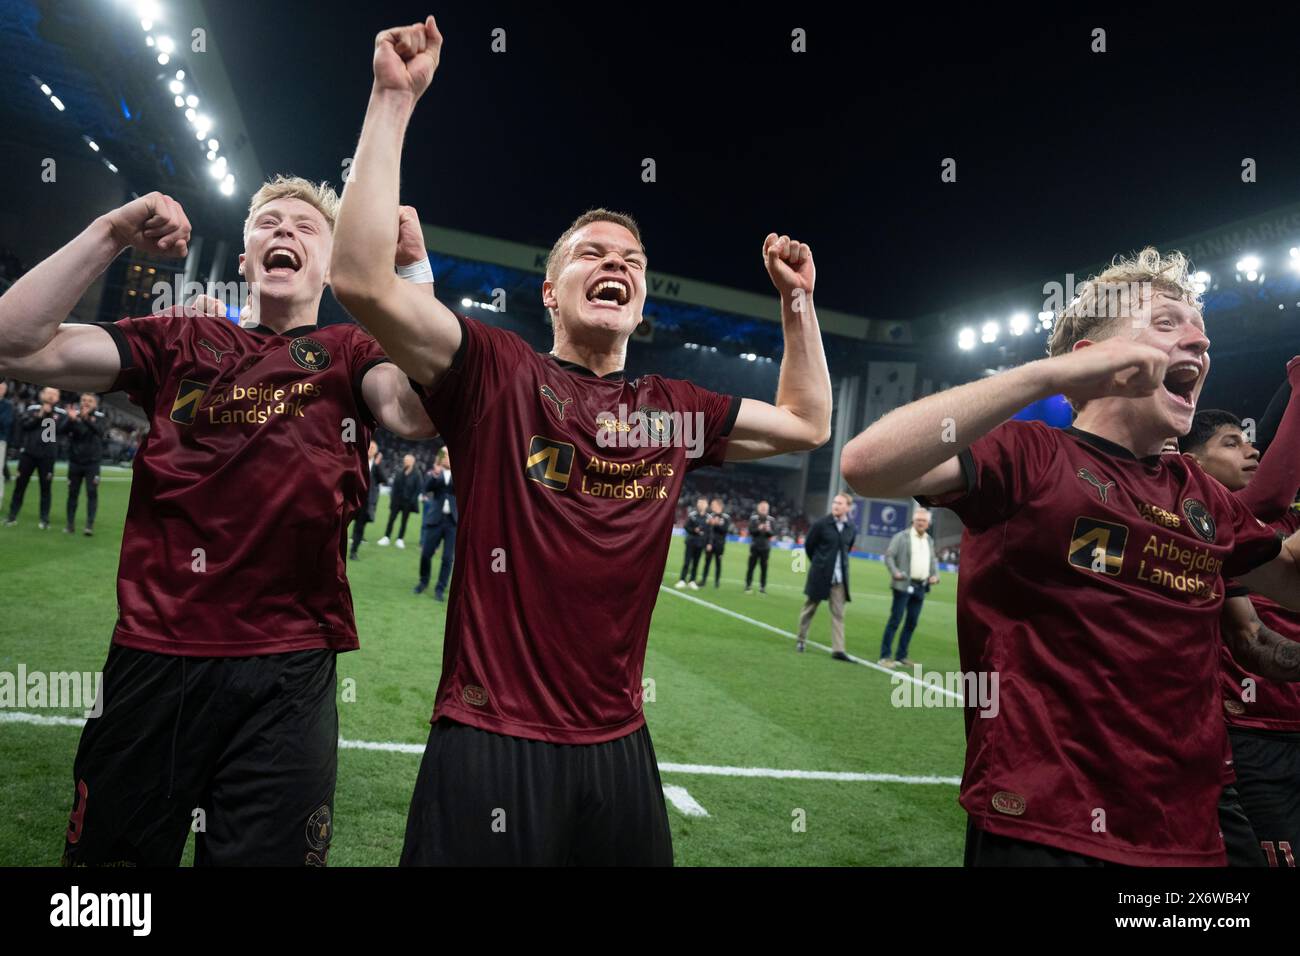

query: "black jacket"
left=389, top=466, right=423, bottom=512
left=422, top=470, right=457, bottom=527
left=17, top=404, right=64, bottom=459
left=68, top=411, right=108, bottom=465
left=364, top=459, right=389, bottom=519
left=748, top=512, right=775, bottom=551
left=705, top=512, right=731, bottom=552
left=683, top=509, right=710, bottom=547
left=803, top=513, right=856, bottom=602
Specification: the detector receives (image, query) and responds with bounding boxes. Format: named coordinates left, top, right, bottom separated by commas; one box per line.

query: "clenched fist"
left=373, top=16, right=443, bottom=101
left=1047, top=337, right=1171, bottom=405
left=104, top=192, right=191, bottom=257
left=763, top=233, right=815, bottom=299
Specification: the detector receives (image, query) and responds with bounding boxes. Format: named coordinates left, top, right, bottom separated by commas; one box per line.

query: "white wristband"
left=397, top=258, right=434, bottom=284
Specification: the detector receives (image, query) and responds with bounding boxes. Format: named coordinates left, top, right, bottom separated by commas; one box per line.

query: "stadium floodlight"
left=1009, top=312, right=1029, bottom=336
left=168, top=79, right=183, bottom=94
left=175, top=70, right=185, bottom=80
left=157, top=53, right=169, bottom=65
left=957, top=327, right=976, bottom=350
left=207, top=138, right=219, bottom=151
left=103, top=159, right=118, bottom=173
left=1236, top=254, right=1261, bottom=273
left=156, top=36, right=175, bottom=54
left=144, top=34, right=154, bottom=46
left=86, top=139, right=100, bottom=152
left=39, top=82, right=50, bottom=95
left=205, top=149, right=216, bottom=161
left=219, top=173, right=235, bottom=196
left=1247, top=270, right=1259, bottom=282
left=186, top=94, right=198, bottom=108
left=461, top=297, right=473, bottom=307
left=1191, top=270, right=1211, bottom=291
left=174, top=95, right=184, bottom=107
left=1037, top=310, right=1054, bottom=330
left=980, top=320, right=999, bottom=344
left=49, top=95, right=65, bottom=111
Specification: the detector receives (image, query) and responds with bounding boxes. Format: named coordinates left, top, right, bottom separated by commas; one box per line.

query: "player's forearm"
left=1225, top=612, right=1300, bottom=682
left=1237, top=365, right=1300, bottom=521
left=332, top=88, right=415, bottom=302
left=841, top=359, right=1056, bottom=498
left=771, top=294, right=832, bottom=447
left=0, top=216, right=124, bottom=360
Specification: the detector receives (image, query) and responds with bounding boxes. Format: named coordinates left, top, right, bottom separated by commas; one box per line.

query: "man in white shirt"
left=880, top=507, right=940, bottom=667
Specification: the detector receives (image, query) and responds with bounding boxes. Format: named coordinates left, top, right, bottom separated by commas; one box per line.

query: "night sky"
left=198, top=3, right=1300, bottom=322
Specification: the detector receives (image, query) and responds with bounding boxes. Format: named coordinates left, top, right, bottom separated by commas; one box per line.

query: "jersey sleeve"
left=412, top=313, right=531, bottom=444
left=347, top=328, right=392, bottom=428
left=916, top=420, right=1057, bottom=532
left=668, top=380, right=740, bottom=472
left=1210, top=478, right=1286, bottom=578
left=105, top=313, right=179, bottom=414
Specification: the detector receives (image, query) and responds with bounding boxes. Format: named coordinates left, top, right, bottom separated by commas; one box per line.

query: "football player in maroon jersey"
left=843, top=249, right=1300, bottom=866
left=330, top=16, right=833, bottom=864
left=0, top=180, right=436, bottom=865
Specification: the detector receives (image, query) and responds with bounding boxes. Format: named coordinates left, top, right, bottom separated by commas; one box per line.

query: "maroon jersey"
left=920, top=421, right=1281, bottom=866
left=106, top=312, right=388, bottom=656
left=415, top=315, right=739, bottom=744
left=1221, top=508, right=1300, bottom=732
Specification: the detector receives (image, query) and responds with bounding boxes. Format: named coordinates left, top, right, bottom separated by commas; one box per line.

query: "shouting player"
left=330, top=16, right=833, bottom=865
left=842, top=248, right=1300, bottom=866
left=0, top=179, right=435, bottom=865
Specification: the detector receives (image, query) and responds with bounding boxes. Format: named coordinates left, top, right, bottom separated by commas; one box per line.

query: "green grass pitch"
left=0, top=466, right=967, bottom=865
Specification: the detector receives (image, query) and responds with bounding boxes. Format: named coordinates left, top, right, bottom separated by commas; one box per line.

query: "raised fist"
left=762, top=233, right=815, bottom=299
left=104, top=192, right=191, bottom=257
left=396, top=205, right=426, bottom=267
left=373, top=16, right=443, bottom=101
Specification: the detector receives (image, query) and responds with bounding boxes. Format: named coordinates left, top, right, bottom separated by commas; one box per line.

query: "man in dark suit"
left=350, top=442, right=387, bottom=560
left=699, top=497, right=731, bottom=588
left=415, top=446, right=456, bottom=600
left=796, top=492, right=856, bottom=658
left=5, top=386, right=64, bottom=529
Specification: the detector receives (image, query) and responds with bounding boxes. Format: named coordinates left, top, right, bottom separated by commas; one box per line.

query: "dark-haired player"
left=331, top=16, right=832, bottom=865
left=0, top=181, right=435, bottom=865
left=843, top=249, right=1300, bottom=866
left=1181, top=375, right=1300, bottom=867
left=745, top=500, right=775, bottom=593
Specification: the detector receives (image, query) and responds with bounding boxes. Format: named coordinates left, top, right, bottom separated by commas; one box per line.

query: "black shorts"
left=1230, top=727, right=1300, bottom=867
left=62, top=644, right=338, bottom=867
left=1218, top=783, right=1266, bottom=866
left=964, top=818, right=1113, bottom=867
left=400, top=719, right=673, bottom=866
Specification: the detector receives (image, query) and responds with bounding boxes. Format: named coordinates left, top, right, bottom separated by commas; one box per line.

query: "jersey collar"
left=542, top=352, right=625, bottom=381
left=249, top=324, right=318, bottom=338
left=1066, top=426, right=1163, bottom=466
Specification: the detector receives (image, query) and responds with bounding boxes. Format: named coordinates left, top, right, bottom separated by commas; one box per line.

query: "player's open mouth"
left=263, top=246, right=302, bottom=276
left=586, top=277, right=631, bottom=306
left=1162, top=360, right=1200, bottom=407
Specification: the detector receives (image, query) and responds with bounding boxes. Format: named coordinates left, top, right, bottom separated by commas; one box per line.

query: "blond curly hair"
left=242, top=175, right=340, bottom=245
left=1047, top=247, right=1203, bottom=358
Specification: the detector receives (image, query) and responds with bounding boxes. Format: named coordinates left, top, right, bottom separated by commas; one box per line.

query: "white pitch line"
left=662, top=784, right=709, bottom=816
left=0, top=712, right=960, bottom=785
left=658, top=585, right=965, bottom=703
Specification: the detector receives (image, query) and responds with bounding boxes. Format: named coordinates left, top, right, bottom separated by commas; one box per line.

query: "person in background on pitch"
left=379, top=452, right=421, bottom=549
left=350, top=442, right=387, bottom=560
left=700, top=497, right=731, bottom=588
left=65, top=392, right=107, bottom=536
left=0, top=381, right=13, bottom=510
left=797, top=492, right=856, bottom=658
left=414, top=446, right=455, bottom=600
left=879, top=506, right=940, bottom=668
left=744, top=499, right=775, bottom=593
left=676, top=497, right=710, bottom=589
left=5, top=385, right=63, bottom=529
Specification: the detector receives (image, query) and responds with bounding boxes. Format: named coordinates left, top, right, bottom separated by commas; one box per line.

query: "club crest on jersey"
left=539, top=384, right=572, bottom=421
left=169, top=379, right=209, bottom=425
left=991, top=791, right=1026, bottom=816
left=305, top=803, right=332, bottom=852
left=525, top=436, right=575, bottom=491
left=288, top=337, right=330, bottom=372
left=638, top=406, right=676, bottom=444
left=1182, top=498, right=1216, bottom=542
left=1076, top=467, right=1115, bottom=503
left=462, top=685, right=489, bottom=707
